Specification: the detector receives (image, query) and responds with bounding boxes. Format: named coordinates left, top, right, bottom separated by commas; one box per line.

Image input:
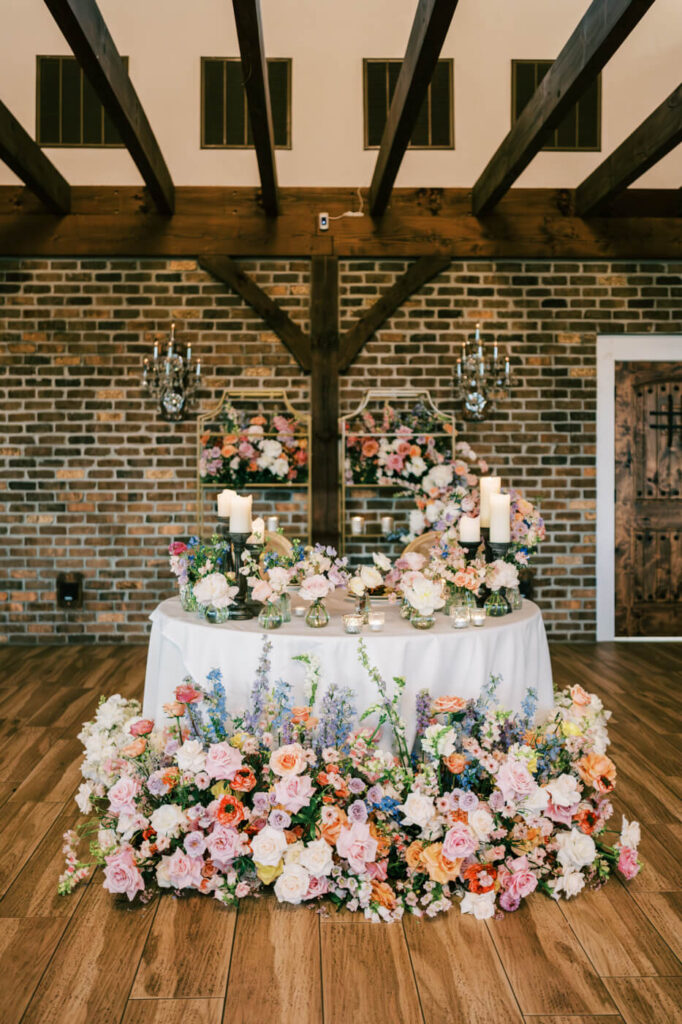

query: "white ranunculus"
left=250, top=825, right=288, bottom=867
left=150, top=803, right=187, bottom=838
left=556, top=828, right=597, bottom=870
left=460, top=890, right=496, bottom=919
left=359, top=565, right=382, bottom=590
left=468, top=807, right=495, bottom=841
left=620, top=816, right=641, bottom=849
left=193, top=572, right=238, bottom=610
left=545, top=773, right=582, bottom=807
left=373, top=552, right=391, bottom=572
left=274, top=863, right=310, bottom=904
left=299, top=838, right=334, bottom=877
left=399, top=792, right=436, bottom=830
left=423, top=724, right=456, bottom=758
left=176, top=739, right=206, bottom=774
left=557, top=869, right=585, bottom=899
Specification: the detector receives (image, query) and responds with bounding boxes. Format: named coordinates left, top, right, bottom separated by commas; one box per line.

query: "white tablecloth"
left=143, top=594, right=554, bottom=747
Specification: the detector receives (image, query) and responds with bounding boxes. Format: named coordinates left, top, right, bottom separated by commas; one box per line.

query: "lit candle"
left=479, top=476, right=501, bottom=528
left=471, top=608, right=486, bottom=627
left=217, top=489, right=236, bottom=518
left=489, top=492, right=511, bottom=543
left=380, top=515, right=394, bottom=535
left=368, top=611, right=385, bottom=631
left=343, top=614, right=363, bottom=634
left=456, top=358, right=462, bottom=381
left=153, top=341, right=159, bottom=360
left=266, top=515, right=279, bottom=532
left=294, top=604, right=305, bottom=617
left=230, top=494, right=252, bottom=533
left=450, top=606, right=470, bottom=629
left=186, top=343, right=192, bottom=363
left=195, top=359, right=201, bottom=378
left=459, top=514, right=480, bottom=543
left=351, top=516, right=365, bottom=535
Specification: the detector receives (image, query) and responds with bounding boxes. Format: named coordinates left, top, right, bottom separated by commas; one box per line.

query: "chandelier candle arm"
left=142, top=320, right=201, bottom=421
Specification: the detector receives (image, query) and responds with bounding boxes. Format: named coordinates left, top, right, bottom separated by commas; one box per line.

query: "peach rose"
left=371, top=879, right=397, bottom=911
left=269, top=743, right=307, bottom=777
left=443, top=753, right=468, bottom=774
left=122, top=737, right=147, bottom=758
left=163, top=701, right=186, bottom=718
left=291, top=706, right=311, bottom=725
left=130, top=719, right=154, bottom=736
left=362, top=439, right=379, bottom=458
left=433, top=696, right=467, bottom=714
left=405, top=840, right=425, bottom=871
left=577, top=753, right=616, bottom=794
left=420, top=843, right=462, bottom=883
left=570, top=684, right=591, bottom=707
left=175, top=684, right=202, bottom=704
left=317, top=805, right=348, bottom=846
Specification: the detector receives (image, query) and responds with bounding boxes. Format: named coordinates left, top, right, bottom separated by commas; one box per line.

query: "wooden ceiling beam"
left=576, top=83, right=682, bottom=217
left=43, top=0, right=175, bottom=214
left=368, top=0, right=459, bottom=219
left=472, top=0, right=656, bottom=216
left=0, top=99, right=70, bottom=214
left=232, top=0, right=279, bottom=217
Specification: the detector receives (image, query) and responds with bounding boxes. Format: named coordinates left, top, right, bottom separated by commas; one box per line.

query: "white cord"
left=328, top=186, right=365, bottom=220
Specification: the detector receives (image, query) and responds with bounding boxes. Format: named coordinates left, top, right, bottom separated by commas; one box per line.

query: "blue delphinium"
left=271, top=676, right=294, bottom=743
left=243, top=637, right=272, bottom=733
left=317, top=682, right=356, bottom=753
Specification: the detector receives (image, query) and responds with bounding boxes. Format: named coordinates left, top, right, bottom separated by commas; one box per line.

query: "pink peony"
left=103, top=847, right=145, bottom=901
left=617, top=846, right=640, bottom=880
left=163, top=848, right=204, bottom=890
left=336, top=822, right=378, bottom=874
left=251, top=579, right=274, bottom=604
left=205, top=742, right=244, bottom=781
left=108, top=776, right=140, bottom=815
left=274, top=774, right=315, bottom=814
left=299, top=574, right=332, bottom=602
left=205, top=824, right=246, bottom=870
left=442, top=822, right=478, bottom=861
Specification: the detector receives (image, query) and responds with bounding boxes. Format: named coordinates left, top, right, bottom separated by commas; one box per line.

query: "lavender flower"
left=269, top=809, right=292, bottom=830
left=415, top=689, right=432, bottom=737
left=348, top=800, right=368, bottom=824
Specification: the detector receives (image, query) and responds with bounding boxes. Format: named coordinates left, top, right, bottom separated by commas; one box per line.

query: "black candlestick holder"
left=216, top=520, right=254, bottom=620
left=460, top=540, right=482, bottom=561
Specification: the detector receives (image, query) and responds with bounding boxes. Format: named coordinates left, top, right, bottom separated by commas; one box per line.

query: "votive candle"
left=479, top=476, right=501, bottom=528
left=230, top=494, right=252, bottom=533
left=217, top=488, right=236, bottom=518
left=459, top=514, right=481, bottom=543
left=351, top=515, right=365, bottom=535
left=450, top=606, right=470, bottom=629
left=294, top=604, right=305, bottom=617
left=368, top=611, right=385, bottom=631
left=471, top=608, right=486, bottom=627
left=343, top=614, right=363, bottom=634
left=266, top=515, right=279, bottom=532
left=380, top=515, right=394, bottom=535
left=489, top=492, right=511, bottom=544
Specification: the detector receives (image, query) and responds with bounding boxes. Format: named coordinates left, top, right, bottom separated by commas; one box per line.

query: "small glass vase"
left=305, top=598, right=329, bottom=628
left=179, top=584, right=197, bottom=612
left=484, top=590, right=510, bottom=617
left=505, top=587, right=522, bottom=612
left=278, top=591, right=292, bottom=623
left=411, top=611, right=435, bottom=630
left=399, top=596, right=413, bottom=620
left=200, top=604, right=230, bottom=624
left=258, top=601, right=283, bottom=630
left=445, top=587, right=476, bottom=612
left=354, top=592, right=371, bottom=623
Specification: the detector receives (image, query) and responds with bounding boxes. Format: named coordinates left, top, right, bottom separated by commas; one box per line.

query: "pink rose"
left=546, top=800, right=578, bottom=826
left=274, top=774, right=315, bottom=814
left=251, top=579, right=273, bottom=604
left=108, top=776, right=140, bottom=815
left=499, top=889, right=520, bottom=912
left=269, top=743, right=307, bottom=777
left=205, top=742, right=244, bottom=781
left=442, top=822, right=478, bottom=861
left=130, top=718, right=154, bottom=736
left=169, top=541, right=187, bottom=555
left=184, top=831, right=207, bottom=857
left=366, top=859, right=388, bottom=882
left=304, top=875, right=330, bottom=900
left=385, top=453, right=404, bottom=472
left=205, top=824, right=246, bottom=870
left=617, top=846, right=640, bottom=880
left=504, top=856, right=538, bottom=900
left=336, top=822, right=378, bottom=874
left=496, top=759, right=537, bottom=804
left=163, top=848, right=204, bottom=890
left=103, top=847, right=144, bottom=901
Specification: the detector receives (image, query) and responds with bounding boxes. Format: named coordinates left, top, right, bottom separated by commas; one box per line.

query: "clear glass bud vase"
left=505, top=587, right=522, bottom=612
left=278, top=591, right=292, bottom=623
left=354, top=592, right=371, bottom=623
left=305, top=598, right=329, bottom=628
left=258, top=600, right=283, bottom=629
left=411, top=611, right=435, bottom=629
left=484, top=590, right=510, bottom=617
left=399, top=596, right=413, bottom=620
left=201, top=604, right=230, bottom=624
left=179, top=584, right=197, bottom=612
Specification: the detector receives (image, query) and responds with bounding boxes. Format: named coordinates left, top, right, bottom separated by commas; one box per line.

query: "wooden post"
left=309, top=256, right=339, bottom=549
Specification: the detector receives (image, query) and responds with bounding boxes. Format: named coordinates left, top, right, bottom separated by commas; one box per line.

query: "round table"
left=143, top=593, right=554, bottom=748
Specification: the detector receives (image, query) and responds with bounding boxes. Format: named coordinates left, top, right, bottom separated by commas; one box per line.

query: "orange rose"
left=231, top=767, right=256, bottom=792
left=163, top=700, right=186, bottom=718
left=122, top=737, right=146, bottom=757
left=371, top=880, right=397, bottom=911
left=420, top=843, right=462, bottom=884
left=217, top=795, right=245, bottom=827
left=405, top=840, right=425, bottom=871
left=443, top=753, right=468, bottom=774
left=433, top=696, right=467, bottom=714
left=221, top=444, right=237, bottom=458
left=409, top=445, right=421, bottom=457
left=570, top=684, right=592, bottom=707
left=291, top=706, right=311, bottom=725
left=250, top=416, right=266, bottom=426
left=577, top=753, right=616, bottom=794
left=222, top=433, right=238, bottom=444
left=318, top=805, right=348, bottom=846
left=362, top=439, right=379, bottom=458
left=370, top=822, right=391, bottom=859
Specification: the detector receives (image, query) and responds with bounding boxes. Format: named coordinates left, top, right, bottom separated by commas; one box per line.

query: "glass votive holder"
left=293, top=604, right=305, bottom=617
left=450, top=606, right=470, bottom=629
left=265, top=515, right=279, bottom=532
left=350, top=515, right=365, bottom=535
left=380, top=515, right=394, bottom=535
left=343, top=613, right=364, bottom=634
left=368, top=611, right=385, bottom=631
left=470, top=608, right=486, bottom=627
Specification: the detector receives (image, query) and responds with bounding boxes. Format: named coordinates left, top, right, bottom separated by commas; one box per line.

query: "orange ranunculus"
left=221, top=444, right=237, bottom=458
left=163, top=700, right=186, bottom=718
left=461, top=863, right=497, bottom=894
left=405, top=840, right=425, bottom=871
left=575, top=806, right=599, bottom=835
left=291, top=706, right=311, bottom=724
left=432, top=696, right=467, bottom=714
left=362, top=439, right=379, bottom=458
left=318, top=805, right=348, bottom=846
left=577, top=753, right=616, bottom=794
left=443, top=753, right=468, bottom=774
left=420, top=843, right=462, bottom=884
left=222, top=433, right=238, bottom=444
left=369, top=822, right=391, bottom=859
left=231, top=767, right=257, bottom=792
left=409, top=445, right=422, bottom=457
left=443, top=423, right=453, bottom=435
left=248, top=460, right=259, bottom=472
left=217, top=795, right=246, bottom=827
left=161, top=768, right=179, bottom=790
left=250, top=415, right=267, bottom=426
left=371, top=880, right=397, bottom=910
left=570, top=684, right=592, bottom=707
left=122, top=737, right=146, bottom=758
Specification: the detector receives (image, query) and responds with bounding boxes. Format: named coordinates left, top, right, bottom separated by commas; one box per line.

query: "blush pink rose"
left=299, top=574, right=332, bottom=602
left=205, top=824, right=246, bottom=870
left=442, top=822, right=478, bottom=861
left=205, top=742, right=244, bottom=781
left=366, top=859, right=388, bottom=882
left=496, top=759, right=537, bottom=804
left=617, top=846, right=640, bottom=880
left=274, top=774, right=315, bottom=814
left=103, top=847, right=144, bottom=901
left=504, top=856, right=538, bottom=900
left=108, top=776, right=140, bottom=815
left=304, top=875, right=330, bottom=900
left=336, top=822, right=378, bottom=874
left=385, top=453, right=404, bottom=472
left=129, top=718, right=154, bottom=736
left=163, top=848, right=204, bottom=890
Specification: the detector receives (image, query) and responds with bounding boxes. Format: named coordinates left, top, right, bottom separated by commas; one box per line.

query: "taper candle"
left=479, top=476, right=501, bottom=528
left=489, top=492, right=511, bottom=543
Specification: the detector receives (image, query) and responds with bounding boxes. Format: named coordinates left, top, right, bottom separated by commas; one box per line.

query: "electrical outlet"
left=318, top=212, right=329, bottom=231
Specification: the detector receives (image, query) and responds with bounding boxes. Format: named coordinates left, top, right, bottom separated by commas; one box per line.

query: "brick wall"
left=1, top=256, right=681, bottom=643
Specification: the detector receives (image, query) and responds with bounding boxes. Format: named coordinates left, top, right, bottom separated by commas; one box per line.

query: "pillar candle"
left=217, top=489, right=236, bottom=518
left=479, top=476, right=501, bottom=528
left=489, top=492, right=511, bottom=543
left=350, top=515, right=365, bottom=535
left=230, top=494, right=252, bottom=533
left=380, top=515, right=394, bottom=534
left=459, top=514, right=481, bottom=543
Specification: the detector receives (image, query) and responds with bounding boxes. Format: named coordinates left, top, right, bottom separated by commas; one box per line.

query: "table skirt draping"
left=143, top=594, right=554, bottom=747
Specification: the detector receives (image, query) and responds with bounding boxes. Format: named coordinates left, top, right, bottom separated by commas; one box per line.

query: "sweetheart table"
left=143, top=593, right=554, bottom=747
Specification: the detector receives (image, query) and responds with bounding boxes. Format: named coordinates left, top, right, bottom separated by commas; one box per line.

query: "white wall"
left=0, top=0, right=680, bottom=188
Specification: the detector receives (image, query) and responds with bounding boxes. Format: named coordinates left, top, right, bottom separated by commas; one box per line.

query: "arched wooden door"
left=614, top=360, right=682, bottom=636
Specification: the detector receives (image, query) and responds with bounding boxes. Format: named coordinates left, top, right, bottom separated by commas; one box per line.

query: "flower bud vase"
left=484, top=591, right=510, bottom=617
left=180, top=584, right=197, bottom=612
left=505, top=587, right=522, bottom=612
left=278, top=591, right=292, bottom=623
left=354, top=592, right=371, bottom=623
left=201, top=604, right=230, bottom=624
left=399, top=596, right=413, bottom=620
left=305, top=598, right=329, bottom=628
left=411, top=611, right=435, bottom=630
left=445, top=587, right=476, bottom=612
left=258, top=601, right=283, bottom=630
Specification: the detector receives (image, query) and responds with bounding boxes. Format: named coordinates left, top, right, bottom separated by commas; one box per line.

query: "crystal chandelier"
left=142, top=322, right=201, bottom=421
left=455, top=323, right=513, bottom=420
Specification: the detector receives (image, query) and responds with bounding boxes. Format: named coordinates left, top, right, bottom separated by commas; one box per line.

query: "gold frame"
left=338, top=388, right=457, bottom=554
left=36, top=55, right=128, bottom=148
left=200, top=57, right=293, bottom=150
left=510, top=59, right=601, bottom=152
left=362, top=58, right=454, bottom=150
left=196, top=388, right=311, bottom=538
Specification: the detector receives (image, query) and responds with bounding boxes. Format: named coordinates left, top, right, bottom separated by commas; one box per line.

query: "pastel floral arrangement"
left=61, top=644, right=642, bottom=921
left=485, top=559, right=520, bottom=592
left=348, top=553, right=392, bottom=598
left=294, top=544, right=349, bottom=602
left=200, top=406, right=308, bottom=486
left=427, top=540, right=487, bottom=601
left=506, top=489, right=547, bottom=566
left=399, top=441, right=486, bottom=542
left=401, top=573, right=446, bottom=617
left=247, top=566, right=291, bottom=606
left=345, top=403, right=458, bottom=488
left=168, top=536, right=237, bottom=612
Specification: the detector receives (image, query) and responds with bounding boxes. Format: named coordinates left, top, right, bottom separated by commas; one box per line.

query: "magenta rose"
left=108, top=776, right=140, bottom=815
left=103, top=847, right=144, bottom=901
left=336, top=822, right=378, bottom=874
left=163, top=848, right=204, bottom=890
left=205, top=742, right=244, bottom=781
left=274, top=774, right=315, bottom=814
left=442, top=822, right=478, bottom=861
left=617, top=846, right=640, bottom=880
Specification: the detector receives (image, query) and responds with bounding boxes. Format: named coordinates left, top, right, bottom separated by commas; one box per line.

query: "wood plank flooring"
left=1, top=641, right=680, bottom=1024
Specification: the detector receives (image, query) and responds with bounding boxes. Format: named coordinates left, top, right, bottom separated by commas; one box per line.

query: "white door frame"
left=596, top=335, right=682, bottom=641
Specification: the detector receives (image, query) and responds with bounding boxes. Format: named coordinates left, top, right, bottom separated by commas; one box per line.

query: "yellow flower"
left=561, top=720, right=582, bottom=737
left=230, top=733, right=245, bottom=749
left=526, top=753, right=538, bottom=773
left=211, top=781, right=232, bottom=799
left=255, top=860, right=283, bottom=885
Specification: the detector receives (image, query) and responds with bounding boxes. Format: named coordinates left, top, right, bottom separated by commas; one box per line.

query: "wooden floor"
left=1, top=641, right=681, bottom=1024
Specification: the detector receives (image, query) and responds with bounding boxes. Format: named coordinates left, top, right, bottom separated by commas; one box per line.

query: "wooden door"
left=615, top=361, right=682, bottom=636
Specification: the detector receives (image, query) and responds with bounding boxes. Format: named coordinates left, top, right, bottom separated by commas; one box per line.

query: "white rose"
left=284, top=841, right=305, bottom=865
left=425, top=501, right=443, bottom=524
left=558, top=869, right=585, bottom=899
left=348, top=576, right=365, bottom=597
left=372, top=552, right=391, bottom=572
left=250, top=825, right=288, bottom=867
left=359, top=565, right=383, bottom=590
left=545, top=773, right=582, bottom=807
left=175, top=740, right=206, bottom=774
left=409, top=456, right=427, bottom=477
left=620, top=816, right=641, bottom=849
left=274, top=863, right=310, bottom=905
left=430, top=464, right=454, bottom=489
left=468, top=807, right=494, bottom=841
left=299, top=838, right=334, bottom=877
left=408, top=509, right=426, bottom=537
left=399, top=792, right=436, bottom=830
left=260, top=439, right=282, bottom=459
left=556, top=828, right=597, bottom=870
left=460, top=890, right=496, bottom=919
left=271, top=457, right=289, bottom=478
left=150, top=803, right=187, bottom=838
left=523, top=787, right=550, bottom=814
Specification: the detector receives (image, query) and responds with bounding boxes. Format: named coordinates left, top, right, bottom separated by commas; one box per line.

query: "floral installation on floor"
left=200, top=405, right=308, bottom=486
left=62, top=641, right=641, bottom=922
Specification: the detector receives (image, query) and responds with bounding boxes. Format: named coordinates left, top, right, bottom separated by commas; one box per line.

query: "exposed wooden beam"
left=0, top=100, right=70, bottom=214
left=310, top=256, right=340, bottom=549
left=472, top=0, right=656, bottom=216
left=369, top=0, right=459, bottom=218
left=199, top=254, right=311, bottom=371
left=339, top=254, right=450, bottom=370
left=1, top=187, right=681, bottom=258
left=232, top=0, right=279, bottom=217
left=43, top=0, right=174, bottom=214
left=576, top=83, right=682, bottom=216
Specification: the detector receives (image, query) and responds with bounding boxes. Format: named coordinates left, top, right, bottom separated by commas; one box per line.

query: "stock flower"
left=103, top=848, right=144, bottom=901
